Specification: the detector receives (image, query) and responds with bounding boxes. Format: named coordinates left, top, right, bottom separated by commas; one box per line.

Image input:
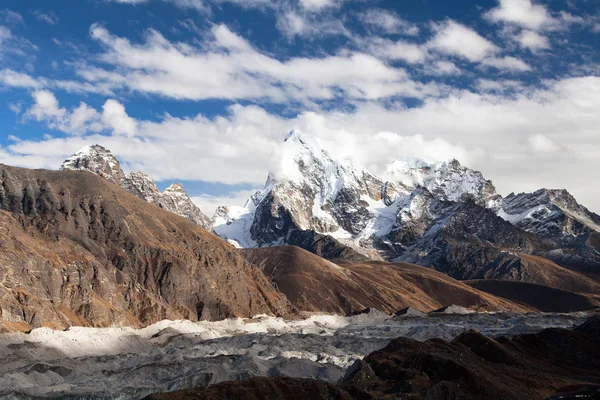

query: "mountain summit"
left=214, top=130, right=600, bottom=287
left=214, top=130, right=502, bottom=252
left=60, top=145, right=212, bottom=229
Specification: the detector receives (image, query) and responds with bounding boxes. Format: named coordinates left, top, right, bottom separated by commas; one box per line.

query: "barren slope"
left=0, top=165, right=293, bottom=332
left=466, top=279, right=600, bottom=312
left=242, top=246, right=530, bottom=314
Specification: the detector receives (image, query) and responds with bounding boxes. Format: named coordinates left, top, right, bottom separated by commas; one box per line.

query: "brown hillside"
left=242, top=246, right=530, bottom=314
left=0, top=165, right=293, bottom=332
left=466, top=279, right=600, bottom=312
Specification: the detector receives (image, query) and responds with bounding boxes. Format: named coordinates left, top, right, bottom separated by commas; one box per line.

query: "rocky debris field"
left=0, top=310, right=595, bottom=399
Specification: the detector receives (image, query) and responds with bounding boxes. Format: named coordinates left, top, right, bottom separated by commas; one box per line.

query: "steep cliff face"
left=0, top=164, right=293, bottom=332
left=60, top=145, right=212, bottom=230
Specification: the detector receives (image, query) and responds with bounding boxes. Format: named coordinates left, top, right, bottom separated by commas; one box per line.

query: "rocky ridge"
left=0, top=163, right=292, bottom=332
left=60, top=145, right=212, bottom=229
left=212, top=130, right=600, bottom=288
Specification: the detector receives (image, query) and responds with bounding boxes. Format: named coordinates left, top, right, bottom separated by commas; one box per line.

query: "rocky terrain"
left=61, top=145, right=212, bottom=229
left=0, top=163, right=291, bottom=332
left=144, top=314, right=600, bottom=400
left=0, top=311, right=594, bottom=399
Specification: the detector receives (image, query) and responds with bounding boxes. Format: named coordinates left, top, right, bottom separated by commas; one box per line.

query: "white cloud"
left=81, top=24, right=433, bottom=103
left=1, top=9, right=24, bottom=25
left=9, top=76, right=600, bottom=213
left=32, top=10, right=59, bottom=25
left=298, top=0, right=338, bottom=11
left=358, top=8, right=420, bottom=36
left=528, top=133, right=559, bottom=153
left=106, top=0, right=208, bottom=13
left=275, top=10, right=349, bottom=38
left=24, top=91, right=104, bottom=135
left=477, top=78, right=524, bottom=92
left=0, top=69, right=42, bottom=89
left=481, top=56, right=531, bottom=71
left=26, top=90, right=66, bottom=121
left=423, top=60, right=461, bottom=76
left=429, top=20, right=498, bottom=62
left=367, top=38, right=428, bottom=64
left=485, top=0, right=555, bottom=30
left=192, top=189, right=259, bottom=215
left=518, top=29, right=550, bottom=50
left=102, top=99, right=138, bottom=136
left=0, top=26, right=38, bottom=58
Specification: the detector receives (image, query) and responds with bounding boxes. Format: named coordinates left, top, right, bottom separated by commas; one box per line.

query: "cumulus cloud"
left=518, top=29, right=550, bottom=50
left=7, top=76, right=600, bottom=212
left=429, top=20, right=498, bottom=62
left=23, top=90, right=121, bottom=135
left=485, top=0, right=555, bottom=30
left=81, top=23, right=437, bottom=103
left=358, top=8, right=420, bottom=36
left=102, top=100, right=138, bottom=136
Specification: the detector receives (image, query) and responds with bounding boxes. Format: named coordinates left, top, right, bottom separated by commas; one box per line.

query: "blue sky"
left=1, top=0, right=600, bottom=213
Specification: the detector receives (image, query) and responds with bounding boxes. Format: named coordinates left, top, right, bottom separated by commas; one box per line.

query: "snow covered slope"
left=60, top=145, right=212, bottom=229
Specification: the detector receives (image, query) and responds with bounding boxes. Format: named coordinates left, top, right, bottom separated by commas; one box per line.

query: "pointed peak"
left=282, top=129, right=323, bottom=152
left=164, top=183, right=186, bottom=193
left=60, top=144, right=126, bottom=185
left=284, top=128, right=305, bottom=142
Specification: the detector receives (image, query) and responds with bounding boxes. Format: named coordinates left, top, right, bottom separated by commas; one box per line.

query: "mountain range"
left=60, top=131, right=599, bottom=287
left=1, top=130, right=599, bottom=331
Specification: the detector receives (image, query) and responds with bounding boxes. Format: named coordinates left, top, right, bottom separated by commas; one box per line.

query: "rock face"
left=60, top=145, right=212, bottom=230
left=0, top=164, right=293, bottom=332
left=213, top=131, right=600, bottom=291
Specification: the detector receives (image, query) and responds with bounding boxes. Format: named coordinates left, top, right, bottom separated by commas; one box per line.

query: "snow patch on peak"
left=60, top=144, right=126, bottom=186
left=59, top=146, right=211, bottom=229
left=386, top=157, right=500, bottom=209
left=164, top=183, right=185, bottom=194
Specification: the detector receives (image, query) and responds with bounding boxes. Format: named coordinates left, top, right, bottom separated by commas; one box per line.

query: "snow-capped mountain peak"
left=60, top=144, right=127, bottom=186
left=499, top=188, right=600, bottom=243
left=59, top=146, right=211, bottom=229
left=386, top=157, right=501, bottom=209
